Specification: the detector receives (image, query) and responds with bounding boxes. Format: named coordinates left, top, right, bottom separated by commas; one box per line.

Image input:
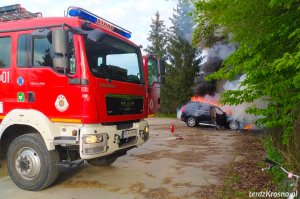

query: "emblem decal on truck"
left=55, top=95, right=69, bottom=112
left=17, top=92, right=25, bottom=102
left=17, top=76, right=24, bottom=86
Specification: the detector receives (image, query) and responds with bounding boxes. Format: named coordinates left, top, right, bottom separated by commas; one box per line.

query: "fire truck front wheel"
left=7, top=133, right=60, bottom=191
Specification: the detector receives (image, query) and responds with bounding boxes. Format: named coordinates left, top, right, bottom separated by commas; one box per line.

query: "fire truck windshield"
left=85, top=36, right=143, bottom=84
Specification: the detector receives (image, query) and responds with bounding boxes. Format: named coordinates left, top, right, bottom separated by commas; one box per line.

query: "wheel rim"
left=229, top=121, right=238, bottom=130
left=187, top=118, right=196, bottom=126
left=15, top=147, right=41, bottom=180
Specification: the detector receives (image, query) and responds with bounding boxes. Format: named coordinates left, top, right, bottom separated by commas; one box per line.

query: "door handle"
left=27, top=92, right=35, bottom=102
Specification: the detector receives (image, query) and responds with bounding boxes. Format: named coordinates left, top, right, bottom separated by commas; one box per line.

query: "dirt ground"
left=0, top=118, right=240, bottom=199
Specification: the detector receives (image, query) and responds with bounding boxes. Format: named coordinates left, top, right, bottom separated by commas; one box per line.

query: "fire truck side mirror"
left=158, top=59, right=165, bottom=76
left=52, top=29, right=70, bottom=71
left=52, top=29, right=69, bottom=55
left=157, top=59, right=166, bottom=85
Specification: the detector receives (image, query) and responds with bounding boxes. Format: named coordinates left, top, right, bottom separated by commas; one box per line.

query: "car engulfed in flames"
left=180, top=96, right=255, bottom=130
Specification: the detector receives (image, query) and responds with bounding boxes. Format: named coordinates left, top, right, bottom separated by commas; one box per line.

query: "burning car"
left=180, top=101, right=240, bottom=130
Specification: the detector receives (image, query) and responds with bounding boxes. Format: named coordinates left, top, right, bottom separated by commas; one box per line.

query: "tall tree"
left=160, top=0, right=201, bottom=113
left=170, top=0, right=194, bottom=41
left=145, top=11, right=167, bottom=58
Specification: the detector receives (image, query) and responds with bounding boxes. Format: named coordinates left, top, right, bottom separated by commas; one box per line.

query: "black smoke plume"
left=193, top=43, right=236, bottom=96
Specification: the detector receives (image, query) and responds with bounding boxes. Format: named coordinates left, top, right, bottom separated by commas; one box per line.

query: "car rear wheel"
left=186, top=117, right=197, bottom=127
left=229, top=121, right=239, bottom=130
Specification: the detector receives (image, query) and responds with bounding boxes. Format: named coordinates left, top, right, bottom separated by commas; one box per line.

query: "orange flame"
left=244, top=124, right=253, bottom=130
left=191, top=96, right=222, bottom=107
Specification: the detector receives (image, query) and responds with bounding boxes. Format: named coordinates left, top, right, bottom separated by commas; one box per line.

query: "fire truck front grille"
left=106, top=94, right=143, bottom=116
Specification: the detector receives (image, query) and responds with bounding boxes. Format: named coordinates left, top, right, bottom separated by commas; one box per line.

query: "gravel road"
left=0, top=118, right=238, bottom=199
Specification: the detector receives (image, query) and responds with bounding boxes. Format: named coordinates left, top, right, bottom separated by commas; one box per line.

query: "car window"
left=199, top=103, right=211, bottom=111
left=186, top=102, right=199, bottom=110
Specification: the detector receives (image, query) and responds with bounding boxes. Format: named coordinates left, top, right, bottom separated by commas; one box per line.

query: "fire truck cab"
left=0, top=5, right=149, bottom=191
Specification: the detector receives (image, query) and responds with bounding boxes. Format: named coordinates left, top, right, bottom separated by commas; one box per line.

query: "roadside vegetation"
left=192, top=0, right=300, bottom=193
left=214, top=134, right=276, bottom=199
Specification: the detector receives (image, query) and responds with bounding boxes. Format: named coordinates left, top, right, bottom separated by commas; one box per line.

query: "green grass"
left=262, top=136, right=294, bottom=192
left=153, top=113, right=177, bottom=118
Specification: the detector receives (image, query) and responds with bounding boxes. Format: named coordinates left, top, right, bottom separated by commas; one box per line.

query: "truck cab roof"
left=0, top=17, right=138, bottom=47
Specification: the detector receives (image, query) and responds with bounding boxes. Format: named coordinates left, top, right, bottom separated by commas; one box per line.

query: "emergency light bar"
left=68, top=7, right=131, bottom=39
left=0, top=4, right=42, bottom=22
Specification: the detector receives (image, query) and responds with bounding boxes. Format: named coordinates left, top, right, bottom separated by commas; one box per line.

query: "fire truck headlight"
left=144, top=126, right=149, bottom=134
left=139, top=126, right=149, bottom=141
left=84, top=135, right=103, bottom=144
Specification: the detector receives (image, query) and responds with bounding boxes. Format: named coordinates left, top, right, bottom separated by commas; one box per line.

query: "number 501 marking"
left=0, top=71, right=10, bottom=83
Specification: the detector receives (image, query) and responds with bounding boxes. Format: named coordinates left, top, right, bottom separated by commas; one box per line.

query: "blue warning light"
left=68, top=7, right=131, bottom=39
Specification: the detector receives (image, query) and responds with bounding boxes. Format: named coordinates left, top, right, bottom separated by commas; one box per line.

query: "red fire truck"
left=0, top=4, right=151, bottom=190
left=143, top=55, right=165, bottom=115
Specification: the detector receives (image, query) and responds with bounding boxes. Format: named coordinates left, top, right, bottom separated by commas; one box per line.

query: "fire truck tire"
left=7, top=133, right=60, bottom=191
left=87, top=154, right=118, bottom=166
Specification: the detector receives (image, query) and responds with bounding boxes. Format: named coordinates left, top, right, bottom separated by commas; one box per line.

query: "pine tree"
left=170, top=0, right=194, bottom=42
left=160, top=0, right=201, bottom=113
left=145, top=11, right=167, bottom=58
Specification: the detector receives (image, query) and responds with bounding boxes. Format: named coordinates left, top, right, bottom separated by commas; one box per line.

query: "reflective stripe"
left=50, top=118, right=81, bottom=123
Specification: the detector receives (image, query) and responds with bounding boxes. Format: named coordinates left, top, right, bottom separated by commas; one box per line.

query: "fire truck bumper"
left=79, top=119, right=149, bottom=160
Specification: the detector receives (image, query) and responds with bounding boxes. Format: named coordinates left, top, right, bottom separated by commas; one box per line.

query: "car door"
left=216, top=107, right=227, bottom=126
left=196, top=103, right=212, bottom=124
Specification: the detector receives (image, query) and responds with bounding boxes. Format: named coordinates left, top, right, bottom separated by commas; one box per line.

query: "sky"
left=0, top=0, right=178, bottom=54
